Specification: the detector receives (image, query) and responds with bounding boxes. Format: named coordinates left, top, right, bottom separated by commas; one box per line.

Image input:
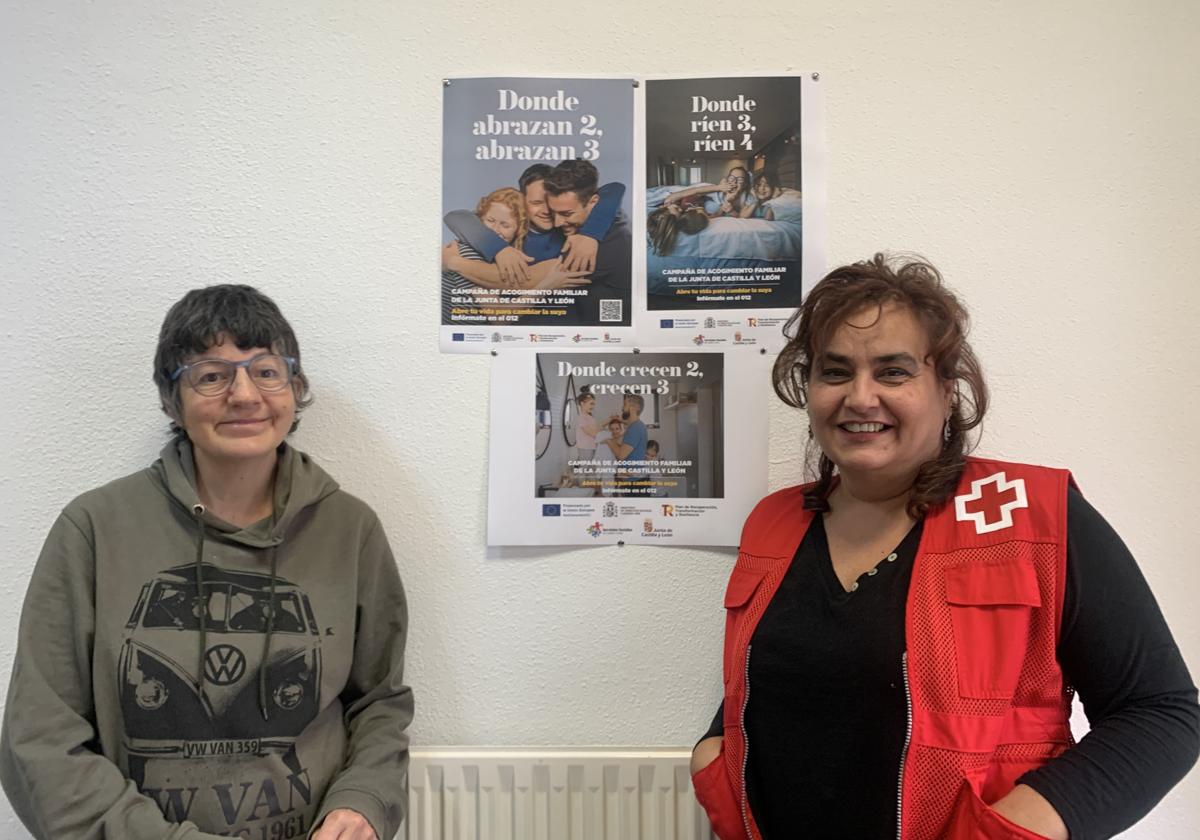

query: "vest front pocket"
left=943, top=558, right=1042, bottom=699
left=943, top=779, right=1055, bottom=840
left=691, top=745, right=745, bottom=838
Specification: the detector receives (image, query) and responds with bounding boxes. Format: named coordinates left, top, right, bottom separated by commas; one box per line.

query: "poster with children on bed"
left=441, top=76, right=635, bottom=353
left=641, top=75, right=826, bottom=352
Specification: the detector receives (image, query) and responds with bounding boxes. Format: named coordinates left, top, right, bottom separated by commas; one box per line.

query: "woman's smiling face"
left=807, top=302, right=951, bottom=490
left=177, top=335, right=296, bottom=469
left=481, top=202, right=518, bottom=244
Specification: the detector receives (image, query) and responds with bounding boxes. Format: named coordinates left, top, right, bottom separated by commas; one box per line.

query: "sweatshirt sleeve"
left=0, top=511, right=227, bottom=840
left=311, top=516, right=413, bottom=840
left=444, top=209, right=508, bottom=261
left=1018, top=487, right=1200, bottom=839
left=698, top=701, right=724, bottom=745
left=577, top=182, right=626, bottom=241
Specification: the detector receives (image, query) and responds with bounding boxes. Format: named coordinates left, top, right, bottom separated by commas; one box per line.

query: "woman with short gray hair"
left=1, top=285, right=410, bottom=840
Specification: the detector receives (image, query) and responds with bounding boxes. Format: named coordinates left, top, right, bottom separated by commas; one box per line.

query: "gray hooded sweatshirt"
left=0, top=440, right=412, bottom=839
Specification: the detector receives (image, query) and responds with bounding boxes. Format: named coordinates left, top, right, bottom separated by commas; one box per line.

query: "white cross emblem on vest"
left=954, top=471, right=1029, bottom=534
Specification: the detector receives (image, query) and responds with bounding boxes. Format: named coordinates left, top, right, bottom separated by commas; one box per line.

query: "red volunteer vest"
left=692, top=458, right=1074, bottom=840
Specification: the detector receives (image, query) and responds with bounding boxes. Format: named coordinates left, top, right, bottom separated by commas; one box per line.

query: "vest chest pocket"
left=721, top=561, right=769, bottom=685
left=943, top=558, right=1042, bottom=700
left=723, top=565, right=767, bottom=610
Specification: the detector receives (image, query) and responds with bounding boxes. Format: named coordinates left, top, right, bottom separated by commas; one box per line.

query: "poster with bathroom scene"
left=441, top=76, right=635, bottom=353
left=639, top=74, right=826, bottom=351
left=487, top=349, right=768, bottom=546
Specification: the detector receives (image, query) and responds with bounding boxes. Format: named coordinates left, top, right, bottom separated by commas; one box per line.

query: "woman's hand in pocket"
left=988, top=785, right=1067, bottom=840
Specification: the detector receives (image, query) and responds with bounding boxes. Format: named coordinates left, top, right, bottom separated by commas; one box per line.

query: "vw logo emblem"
left=204, top=644, right=247, bottom=686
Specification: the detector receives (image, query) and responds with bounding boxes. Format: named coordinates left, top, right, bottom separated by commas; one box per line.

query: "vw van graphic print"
left=119, top=563, right=322, bottom=762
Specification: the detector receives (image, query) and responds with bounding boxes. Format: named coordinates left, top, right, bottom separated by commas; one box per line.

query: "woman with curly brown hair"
left=690, top=254, right=1198, bottom=839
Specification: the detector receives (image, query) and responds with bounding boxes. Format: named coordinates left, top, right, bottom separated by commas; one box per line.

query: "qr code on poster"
left=599, top=299, right=622, bottom=322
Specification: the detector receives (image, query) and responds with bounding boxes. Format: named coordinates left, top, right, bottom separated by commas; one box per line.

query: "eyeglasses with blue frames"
left=170, top=353, right=298, bottom=396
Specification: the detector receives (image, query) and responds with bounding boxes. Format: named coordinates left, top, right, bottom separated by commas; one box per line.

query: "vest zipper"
left=740, top=643, right=754, bottom=840
left=896, top=651, right=912, bottom=840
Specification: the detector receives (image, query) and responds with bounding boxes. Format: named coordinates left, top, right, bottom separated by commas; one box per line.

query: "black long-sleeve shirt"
left=702, top=486, right=1199, bottom=839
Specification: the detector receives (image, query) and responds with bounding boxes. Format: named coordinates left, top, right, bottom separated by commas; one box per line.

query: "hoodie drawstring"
left=191, top=504, right=208, bottom=706
left=259, top=546, right=279, bottom=721
left=191, top=502, right=280, bottom=722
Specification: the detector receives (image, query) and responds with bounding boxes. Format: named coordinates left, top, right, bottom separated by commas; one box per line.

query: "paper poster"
left=441, top=77, right=636, bottom=353
left=488, top=349, right=769, bottom=546
left=639, top=75, right=826, bottom=351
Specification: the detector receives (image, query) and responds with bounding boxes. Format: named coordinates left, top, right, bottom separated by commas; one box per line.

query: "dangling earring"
left=943, top=417, right=952, bottom=443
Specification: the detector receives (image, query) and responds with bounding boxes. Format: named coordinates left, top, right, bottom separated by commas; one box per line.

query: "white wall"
left=1, top=1, right=1197, bottom=837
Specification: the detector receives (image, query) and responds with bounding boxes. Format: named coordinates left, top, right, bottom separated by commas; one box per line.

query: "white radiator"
left=404, top=748, right=717, bottom=840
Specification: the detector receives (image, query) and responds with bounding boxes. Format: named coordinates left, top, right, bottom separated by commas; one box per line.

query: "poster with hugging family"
left=440, top=76, right=636, bottom=352
left=439, top=73, right=826, bottom=354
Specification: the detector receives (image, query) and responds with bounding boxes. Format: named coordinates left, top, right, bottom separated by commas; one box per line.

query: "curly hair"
left=772, top=253, right=987, bottom=518
left=474, top=187, right=526, bottom=252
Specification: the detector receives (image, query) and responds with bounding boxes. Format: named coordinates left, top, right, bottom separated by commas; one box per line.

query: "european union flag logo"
left=452, top=333, right=465, bottom=342
left=542, top=504, right=562, bottom=517
left=660, top=319, right=674, bottom=328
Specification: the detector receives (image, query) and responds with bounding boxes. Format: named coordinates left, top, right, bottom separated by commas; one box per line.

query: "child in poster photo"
left=645, top=167, right=803, bottom=258
left=744, top=170, right=801, bottom=219
left=596, top=416, right=624, bottom=461
left=575, top=391, right=599, bottom=460
left=659, top=166, right=755, bottom=219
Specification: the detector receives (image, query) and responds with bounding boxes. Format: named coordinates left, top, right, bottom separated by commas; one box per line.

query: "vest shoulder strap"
left=923, top=457, right=1071, bottom=552
left=738, top=485, right=813, bottom=561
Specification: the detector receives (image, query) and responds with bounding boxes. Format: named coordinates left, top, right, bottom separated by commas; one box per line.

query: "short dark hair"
left=623, top=393, right=645, bottom=412
left=772, top=254, right=986, bottom=518
left=153, top=285, right=312, bottom=438
left=646, top=440, right=659, bottom=453
left=518, top=164, right=554, bottom=193
left=542, top=159, right=598, bottom=203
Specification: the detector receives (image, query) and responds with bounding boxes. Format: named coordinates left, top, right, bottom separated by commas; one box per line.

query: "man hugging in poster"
left=442, top=159, right=631, bottom=326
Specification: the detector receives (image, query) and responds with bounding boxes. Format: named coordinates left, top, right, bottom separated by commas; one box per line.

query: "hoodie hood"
left=152, top=437, right=340, bottom=547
